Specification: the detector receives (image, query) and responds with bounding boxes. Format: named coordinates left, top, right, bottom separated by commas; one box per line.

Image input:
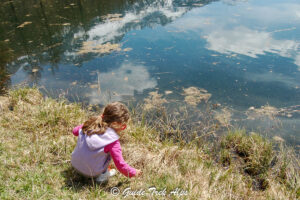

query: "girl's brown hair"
left=82, top=102, right=129, bottom=135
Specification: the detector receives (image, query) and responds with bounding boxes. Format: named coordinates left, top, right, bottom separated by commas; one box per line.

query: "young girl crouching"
left=71, top=102, right=141, bottom=183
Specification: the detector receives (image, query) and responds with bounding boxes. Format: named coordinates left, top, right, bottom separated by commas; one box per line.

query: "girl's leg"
left=96, top=167, right=117, bottom=183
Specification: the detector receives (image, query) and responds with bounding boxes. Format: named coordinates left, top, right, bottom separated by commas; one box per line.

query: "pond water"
left=0, top=0, right=300, bottom=148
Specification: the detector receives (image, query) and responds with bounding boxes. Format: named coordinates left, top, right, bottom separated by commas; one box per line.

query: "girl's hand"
left=135, top=169, right=142, bottom=177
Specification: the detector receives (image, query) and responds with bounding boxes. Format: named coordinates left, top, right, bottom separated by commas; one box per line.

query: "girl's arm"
left=72, top=124, right=83, bottom=136
left=104, top=140, right=136, bottom=177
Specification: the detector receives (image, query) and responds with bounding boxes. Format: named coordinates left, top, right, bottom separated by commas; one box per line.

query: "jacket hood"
left=81, top=128, right=120, bottom=150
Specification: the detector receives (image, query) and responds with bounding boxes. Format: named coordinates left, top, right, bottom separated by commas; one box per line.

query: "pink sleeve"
left=104, top=140, right=136, bottom=177
left=72, top=124, right=83, bottom=136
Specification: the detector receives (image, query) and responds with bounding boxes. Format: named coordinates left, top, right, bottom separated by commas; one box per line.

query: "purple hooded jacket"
left=71, top=127, right=119, bottom=177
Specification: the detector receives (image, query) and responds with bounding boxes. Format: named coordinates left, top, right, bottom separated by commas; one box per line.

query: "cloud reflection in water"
left=170, top=1, right=300, bottom=68
left=87, top=62, right=157, bottom=104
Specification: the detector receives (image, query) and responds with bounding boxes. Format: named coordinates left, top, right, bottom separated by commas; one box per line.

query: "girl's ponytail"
left=82, top=115, right=107, bottom=135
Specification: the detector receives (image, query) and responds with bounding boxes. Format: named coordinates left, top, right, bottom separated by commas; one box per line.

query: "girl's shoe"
left=96, top=169, right=117, bottom=183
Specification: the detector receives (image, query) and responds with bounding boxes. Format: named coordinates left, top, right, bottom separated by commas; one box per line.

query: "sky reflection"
left=170, top=0, right=300, bottom=69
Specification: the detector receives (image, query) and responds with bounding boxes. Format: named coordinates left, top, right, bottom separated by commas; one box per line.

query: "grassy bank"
left=0, top=87, right=299, bottom=199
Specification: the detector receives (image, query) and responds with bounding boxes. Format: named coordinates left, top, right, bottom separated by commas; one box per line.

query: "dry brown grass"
left=0, top=87, right=299, bottom=199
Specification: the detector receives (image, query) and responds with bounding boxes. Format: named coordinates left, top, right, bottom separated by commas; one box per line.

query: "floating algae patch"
left=164, top=90, right=173, bottom=95
left=49, top=23, right=71, bottom=26
left=193, top=3, right=204, bottom=6
left=246, top=104, right=300, bottom=120
left=123, top=48, right=132, bottom=52
left=144, top=91, right=167, bottom=110
left=77, top=41, right=121, bottom=55
left=89, top=84, right=98, bottom=89
left=246, top=105, right=279, bottom=120
left=43, top=43, right=62, bottom=51
left=183, top=87, right=211, bottom=106
left=101, top=13, right=123, bottom=22
left=277, top=105, right=300, bottom=118
left=214, top=108, right=232, bottom=127
left=17, top=21, right=32, bottom=28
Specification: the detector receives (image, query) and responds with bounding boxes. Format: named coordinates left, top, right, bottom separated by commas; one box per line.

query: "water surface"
left=0, top=0, right=299, bottom=147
